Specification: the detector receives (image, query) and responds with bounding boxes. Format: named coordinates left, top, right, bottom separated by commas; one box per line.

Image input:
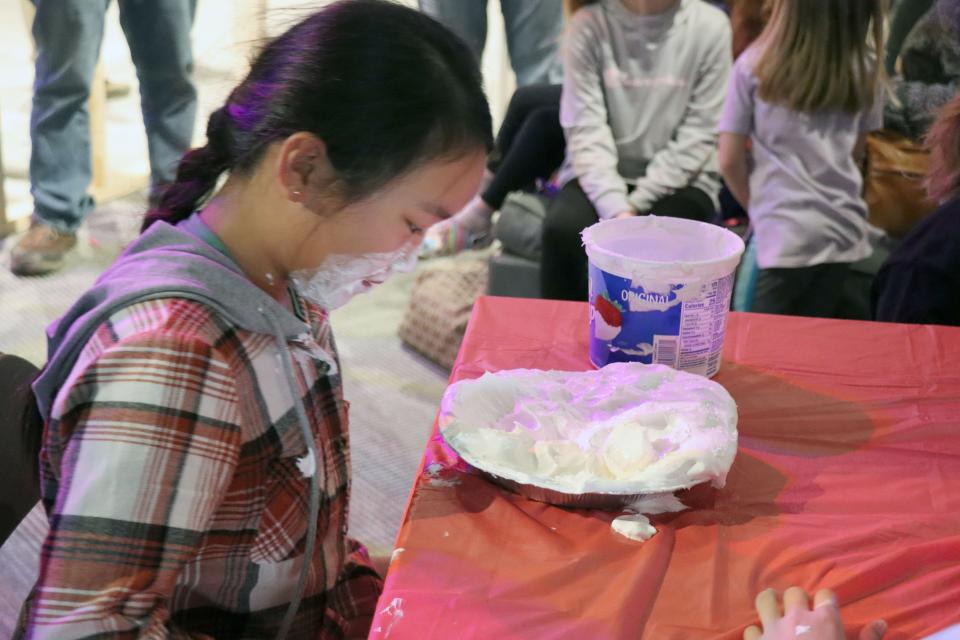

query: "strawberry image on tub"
left=582, top=216, right=745, bottom=378
left=592, top=293, right=623, bottom=341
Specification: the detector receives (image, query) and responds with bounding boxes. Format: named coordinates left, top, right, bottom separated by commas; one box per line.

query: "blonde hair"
left=926, top=91, right=960, bottom=203
left=754, top=0, right=886, bottom=113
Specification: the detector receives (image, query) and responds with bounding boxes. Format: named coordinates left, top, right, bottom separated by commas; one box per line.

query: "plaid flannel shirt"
left=15, top=296, right=382, bottom=639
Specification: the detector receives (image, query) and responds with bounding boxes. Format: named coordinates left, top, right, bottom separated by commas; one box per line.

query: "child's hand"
left=743, top=587, right=887, bottom=640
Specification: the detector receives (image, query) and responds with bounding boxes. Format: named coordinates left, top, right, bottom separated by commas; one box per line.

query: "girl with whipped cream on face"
left=15, top=2, right=491, bottom=638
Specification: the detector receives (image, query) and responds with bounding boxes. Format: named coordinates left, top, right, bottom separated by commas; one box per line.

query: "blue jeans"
left=30, top=0, right=198, bottom=232
left=418, top=0, right=563, bottom=86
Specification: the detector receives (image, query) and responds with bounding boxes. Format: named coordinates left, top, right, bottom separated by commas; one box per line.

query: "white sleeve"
left=561, top=13, right=632, bottom=220
left=629, top=18, right=734, bottom=212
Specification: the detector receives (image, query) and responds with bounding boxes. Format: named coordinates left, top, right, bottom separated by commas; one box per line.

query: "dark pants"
left=483, top=84, right=564, bottom=210
left=752, top=263, right=849, bottom=318
left=541, top=179, right=716, bottom=301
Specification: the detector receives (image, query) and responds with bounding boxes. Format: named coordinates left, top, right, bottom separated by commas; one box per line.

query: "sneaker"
left=10, top=222, right=78, bottom=276
left=419, top=218, right=493, bottom=259
left=419, top=197, right=495, bottom=259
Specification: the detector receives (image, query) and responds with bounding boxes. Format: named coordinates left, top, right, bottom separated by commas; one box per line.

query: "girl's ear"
left=277, top=133, right=332, bottom=204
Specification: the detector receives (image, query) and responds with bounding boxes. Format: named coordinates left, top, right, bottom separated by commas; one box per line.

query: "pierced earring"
left=292, top=189, right=303, bottom=199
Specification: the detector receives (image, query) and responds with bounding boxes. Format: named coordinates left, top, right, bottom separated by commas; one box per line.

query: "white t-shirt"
left=719, top=48, right=883, bottom=269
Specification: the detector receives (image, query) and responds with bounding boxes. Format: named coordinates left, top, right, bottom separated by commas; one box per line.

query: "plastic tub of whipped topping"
left=582, top=216, right=745, bottom=377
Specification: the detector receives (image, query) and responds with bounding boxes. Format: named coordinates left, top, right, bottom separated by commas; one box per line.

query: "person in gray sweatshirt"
left=13, top=2, right=493, bottom=638
left=541, top=0, right=732, bottom=300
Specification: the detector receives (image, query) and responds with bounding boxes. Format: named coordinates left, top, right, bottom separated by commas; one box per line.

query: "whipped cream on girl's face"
left=439, top=363, right=738, bottom=496
left=290, top=243, right=418, bottom=310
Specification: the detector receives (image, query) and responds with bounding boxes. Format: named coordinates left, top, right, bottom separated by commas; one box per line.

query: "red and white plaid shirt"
left=16, top=296, right=382, bottom=639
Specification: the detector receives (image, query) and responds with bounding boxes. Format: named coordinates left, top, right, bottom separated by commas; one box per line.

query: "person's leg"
left=541, top=180, right=598, bottom=301
left=118, top=0, right=198, bottom=203
left=751, top=267, right=809, bottom=316
left=640, top=186, right=717, bottom=223
left=488, top=84, right=562, bottom=171
left=422, top=84, right=563, bottom=258
left=418, top=0, right=488, bottom=63
left=792, top=263, right=849, bottom=319
left=732, top=233, right=760, bottom=312
left=12, top=0, right=109, bottom=276
left=28, top=0, right=109, bottom=232
left=482, top=105, right=564, bottom=209
left=754, top=263, right=850, bottom=318
left=499, top=0, right=563, bottom=86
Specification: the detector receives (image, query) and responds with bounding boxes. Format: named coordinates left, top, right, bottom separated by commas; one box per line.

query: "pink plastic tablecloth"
left=370, top=297, right=960, bottom=639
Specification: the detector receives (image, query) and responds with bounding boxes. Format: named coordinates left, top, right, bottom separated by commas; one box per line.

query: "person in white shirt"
left=718, top=0, right=885, bottom=318
left=541, top=0, right=732, bottom=301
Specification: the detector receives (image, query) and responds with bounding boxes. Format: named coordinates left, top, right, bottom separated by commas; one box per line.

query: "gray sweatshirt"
left=557, top=0, right=732, bottom=220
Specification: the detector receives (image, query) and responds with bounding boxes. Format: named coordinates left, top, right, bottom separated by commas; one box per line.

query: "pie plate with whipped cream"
left=438, top=363, right=738, bottom=509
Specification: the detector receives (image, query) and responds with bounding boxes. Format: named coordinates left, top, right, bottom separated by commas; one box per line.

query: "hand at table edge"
left=743, top=587, right=887, bottom=640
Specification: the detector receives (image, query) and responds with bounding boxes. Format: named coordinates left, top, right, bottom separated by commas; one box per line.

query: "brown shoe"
left=10, top=222, right=78, bottom=276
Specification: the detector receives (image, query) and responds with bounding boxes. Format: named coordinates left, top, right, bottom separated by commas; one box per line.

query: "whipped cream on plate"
left=439, top=363, right=738, bottom=496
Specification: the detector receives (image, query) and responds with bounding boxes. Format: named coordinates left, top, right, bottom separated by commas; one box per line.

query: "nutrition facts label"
left=677, top=274, right=734, bottom=377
